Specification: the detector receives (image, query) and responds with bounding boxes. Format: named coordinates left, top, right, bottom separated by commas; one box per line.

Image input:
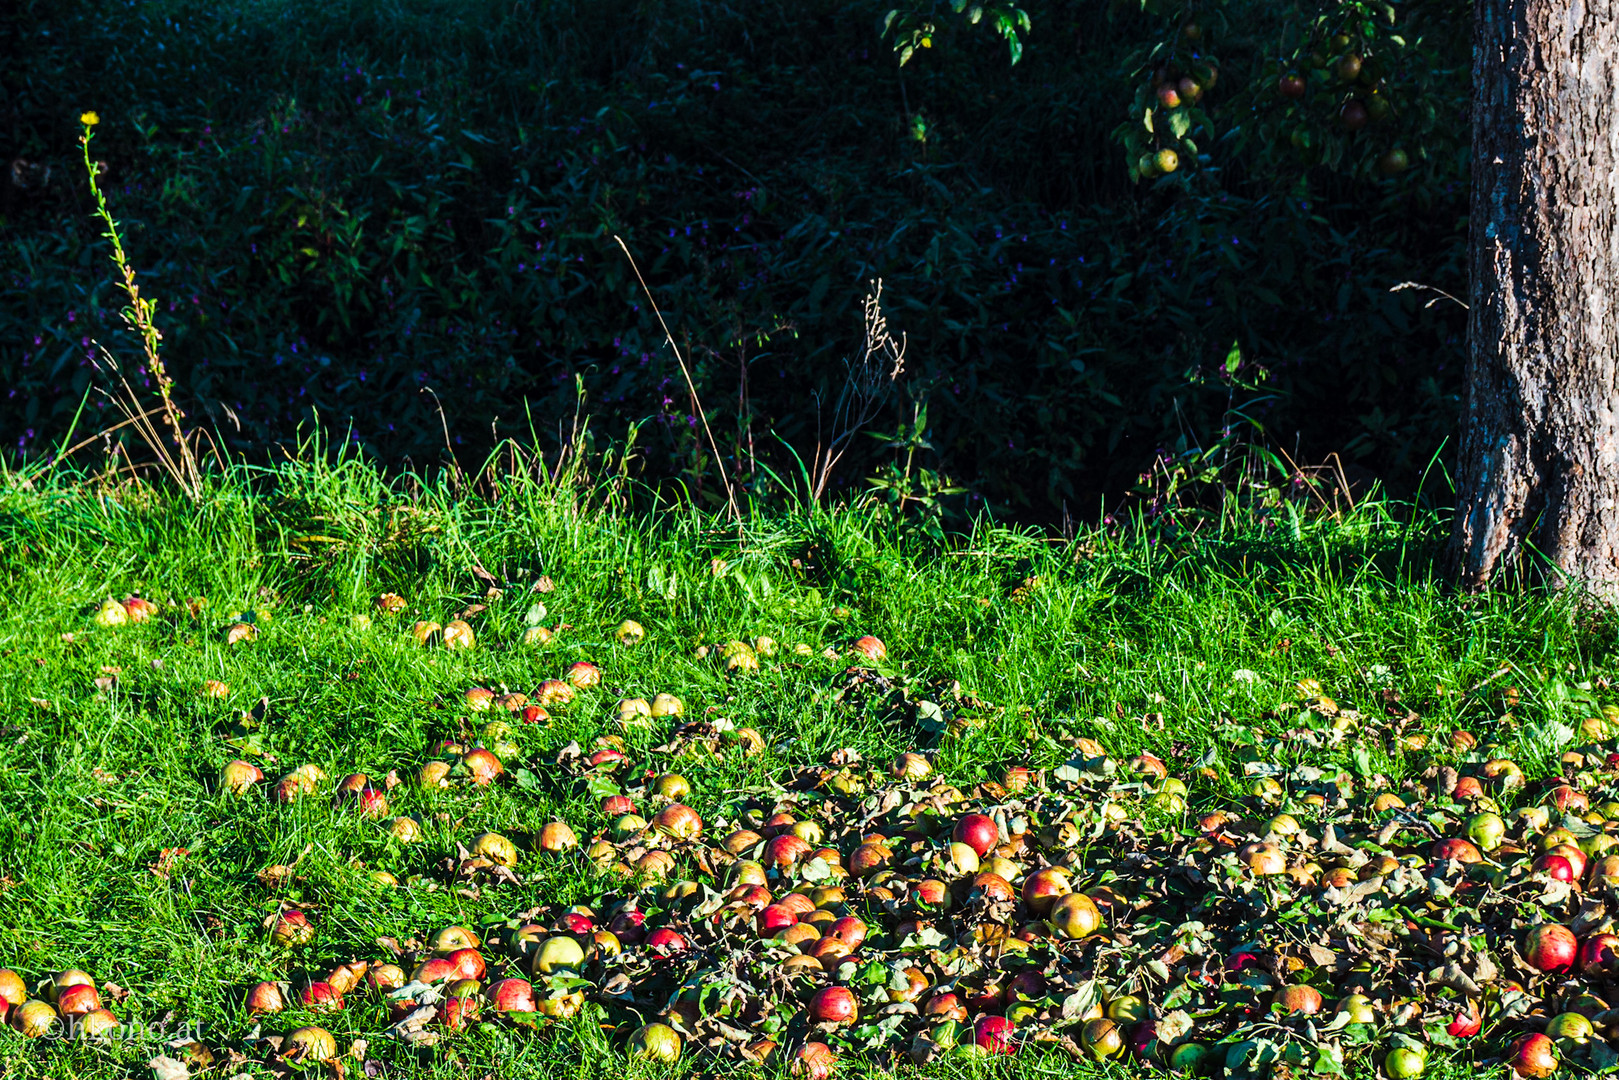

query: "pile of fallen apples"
left=72, top=598, right=1619, bottom=1078
left=0, top=966, right=126, bottom=1039
left=203, top=703, right=1619, bottom=1078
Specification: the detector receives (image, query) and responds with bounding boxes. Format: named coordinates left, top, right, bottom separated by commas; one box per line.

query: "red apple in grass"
left=566, top=660, right=601, bottom=687
left=446, top=948, right=486, bottom=981
left=533, top=935, right=587, bottom=975
left=972, top=871, right=1016, bottom=902
left=893, top=752, right=931, bottom=780
left=354, top=787, right=388, bottom=817
left=508, top=919, right=547, bottom=952
left=536, top=678, right=575, bottom=705
left=1047, top=893, right=1104, bottom=939
left=484, top=978, right=537, bottom=1013
left=1004, top=970, right=1047, bottom=1002
left=367, top=964, right=405, bottom=991
left=1589, top=854, right=1619, bottom=883
left=300, top=982, right=343, bottom=1012
left=851, top=636, right=887, bottom=661
left=777, top=893, right=816, bottom=914
left=44, top=971, right=93, bottom=1003
left=222, top=759, right=265, bottom=794
left=1078, top=1017, right=1123, bottom=1059
left=1526, top=924, right=1579, bottom=974
left=601, top=795, right=635, bottom=816
left=0, top=969, right=28, bottom=1017
left=1508, top=1033, right=1559, bottom=1078
left=849, top=841, right=893, bottom=876
left=975, top=1014, right=1018, bottom=1054
left=55, top=983, right=102, bottom=1017
left=325, top=962, right=368, bottom=995
left=925, top=992, right=968, bottom=1022
left=432, top=925, right=481, bottom=952
left=1548, top=844, right=1588, bottom=879
left=651, top=803, right=703, bottom=840
left=246, top=981, right=285, bottom=1013
left=609, top=909, right=646, bottom=944
left=121, top=595, right=157, bottom=622
left=462, top=748, right=504, bottom=785
left=912, top=878, right=951, bottom=910
left=1547, top=785, right=1588, bottom=813
left=271, top=910, right=315, bottom=946
left=560, top=911, right=595, bottom=935
left=888, top=967, right=929, bottom=1003
left=412, top=957, right=458, bottom=984
left=442, top=994, right=480, bottom=1030
left=793, top=1041, right=839, bottom=1078
left=776, top=923, right=819, bottom=948
left=9, top=999, right=57, bottom=1038
left=953, top=813, right=1000, bottom=857
left=811, top=936, right=853, bottom=964
left=727, top=884, right=772, bottom=909
left=809, top=986, right=858, bottom=1025
left=539, top=821, right=578, bottom=852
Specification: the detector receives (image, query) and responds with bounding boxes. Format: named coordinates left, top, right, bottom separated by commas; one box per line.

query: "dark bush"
left=1, top=0, right=1468, bottom=519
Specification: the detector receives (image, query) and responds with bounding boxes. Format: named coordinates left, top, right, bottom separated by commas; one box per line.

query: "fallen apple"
left=629, top=1021, right=682, bottom=1061
left=284, top=1025, right=339, bottom=1061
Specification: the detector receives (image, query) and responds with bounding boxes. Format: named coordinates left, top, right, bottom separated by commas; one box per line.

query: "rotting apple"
left=271, top=910, right=315, bottom=947
left=539, top=821, right=578, bottom=852
left=9, top=1000, right=57, bottom=1038
left=284, top=1025, right=339, bottom=1061
left=299, top=982, right=343, bottom=1013
left=222, top=759, right=265, bottom=794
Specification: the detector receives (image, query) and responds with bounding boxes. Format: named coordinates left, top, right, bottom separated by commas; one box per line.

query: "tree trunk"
left=1451, top=0, right=1619, bottom=596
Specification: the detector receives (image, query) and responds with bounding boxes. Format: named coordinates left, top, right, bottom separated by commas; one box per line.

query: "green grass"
left=0, top=453, right=1609, bottom=1078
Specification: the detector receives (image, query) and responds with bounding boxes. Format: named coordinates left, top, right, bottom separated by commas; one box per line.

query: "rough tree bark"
left=1451, top=0, right=1619, bottom=596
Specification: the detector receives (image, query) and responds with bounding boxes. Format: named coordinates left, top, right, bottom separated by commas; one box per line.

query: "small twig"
left=1391, top=281, right=1469, bottom=310
left=613, top=235, right=740, bottom=522
left=419, top=386, right=461, bottom=486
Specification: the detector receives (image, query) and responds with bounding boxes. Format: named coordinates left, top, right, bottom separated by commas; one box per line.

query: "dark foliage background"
left=2, top=0, right=1469, bottom=520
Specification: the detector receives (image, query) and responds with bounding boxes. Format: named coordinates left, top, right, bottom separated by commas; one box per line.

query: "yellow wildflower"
left=80, top=111, right=100, bottom=127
